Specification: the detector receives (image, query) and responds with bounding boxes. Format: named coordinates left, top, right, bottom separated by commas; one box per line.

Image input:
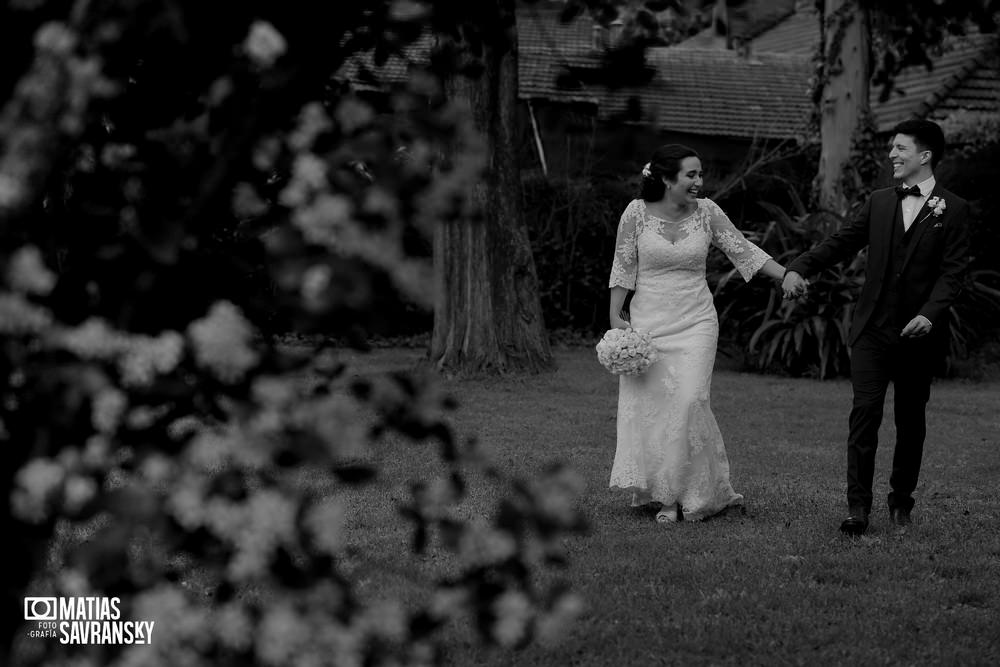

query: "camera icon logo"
left=24, top=597, right=58, bottom=621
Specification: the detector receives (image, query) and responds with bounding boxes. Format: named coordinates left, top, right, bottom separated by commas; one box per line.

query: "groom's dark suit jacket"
left=787, top=184, right=970, bottom=346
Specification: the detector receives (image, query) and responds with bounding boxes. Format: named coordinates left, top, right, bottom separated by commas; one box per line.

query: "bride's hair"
left=639, top=144, right=700, bottom=201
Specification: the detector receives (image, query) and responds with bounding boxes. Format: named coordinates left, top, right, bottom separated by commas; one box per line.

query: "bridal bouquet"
left=595, top=327, right=657, bottom=376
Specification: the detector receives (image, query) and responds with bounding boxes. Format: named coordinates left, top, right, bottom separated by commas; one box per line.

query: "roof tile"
left=337, top=6, right=998, bottom=141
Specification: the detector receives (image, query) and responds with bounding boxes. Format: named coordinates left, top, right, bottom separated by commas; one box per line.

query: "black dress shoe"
left=890, top=507, right=912, bottom=527
left=839, top=508, right=869, bottom=536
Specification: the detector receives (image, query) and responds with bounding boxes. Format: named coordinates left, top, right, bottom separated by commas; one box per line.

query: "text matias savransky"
left=24, top=596, right=155, bottom=645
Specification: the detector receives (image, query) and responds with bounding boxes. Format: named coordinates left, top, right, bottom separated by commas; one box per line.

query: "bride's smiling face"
left=665, top=157, right=703, bottom=204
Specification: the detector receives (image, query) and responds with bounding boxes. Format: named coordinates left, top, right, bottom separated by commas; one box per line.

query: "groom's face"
left=889, top=133, right=930, bottom=183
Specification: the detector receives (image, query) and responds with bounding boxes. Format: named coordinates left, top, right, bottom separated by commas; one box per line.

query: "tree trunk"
left=430, top=0, right=552, bottom=374
left=814, top=0, right=870, bottom=220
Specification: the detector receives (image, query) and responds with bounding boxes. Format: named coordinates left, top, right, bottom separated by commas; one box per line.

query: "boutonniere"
left=928, top=196, right=946, bottom=217
left=915, top=196, right=946, bottom=227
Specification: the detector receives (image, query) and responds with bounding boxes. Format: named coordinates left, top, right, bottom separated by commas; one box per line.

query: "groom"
left=782, top=119, right=970, bottom=535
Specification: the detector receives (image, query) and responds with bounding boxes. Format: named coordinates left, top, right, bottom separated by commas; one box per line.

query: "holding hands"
left=781, top=270, right=809, bottom=300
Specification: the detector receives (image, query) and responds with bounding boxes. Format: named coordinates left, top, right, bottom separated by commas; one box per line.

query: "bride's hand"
left=610, top=314, right=631, bottom=330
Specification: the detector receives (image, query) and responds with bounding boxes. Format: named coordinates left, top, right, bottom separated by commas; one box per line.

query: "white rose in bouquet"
left=595, top=327, right=657, bottom=376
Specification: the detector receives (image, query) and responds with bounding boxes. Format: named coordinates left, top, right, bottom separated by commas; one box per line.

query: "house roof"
left=519, top=47, right=813, bottom=139
left=518, top=3, right=598, bottom=57
left=339, top=8, right=815, bottom=140
left=751, top=6, right=1000, bottom=132
left=929, top=48, right=1000, bottom=121
left=337, top=5, right=998, bottom=142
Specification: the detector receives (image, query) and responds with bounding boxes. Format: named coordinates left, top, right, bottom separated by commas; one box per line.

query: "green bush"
left=523, top=177, right=633, bottom=335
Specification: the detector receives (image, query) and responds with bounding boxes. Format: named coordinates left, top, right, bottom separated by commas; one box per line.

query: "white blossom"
left=252, top=376, right=295, bottom=407
left=100, top=143, right=137, bottom=168
left=226, top=490, right=297, bottom=580
left=57, top=568, right=91, bottom=596
left=335, top=98, right=373, bottom=134
left=91, top=387, right=127, bottom=433
left=429, top=587, right=469, bottom=620
left=303, top=498, right=345, bottom=556
left=34, top=22, right=76, bottom=55
left=119, top=331, right=184, bottom=386
left=7, top=245, right=56, bottom=295
left=255, top=604, right=308, bottom=666
left=244, top=21, right=286, bottom=68
left=289, top=102, right=332, bottom=151
left=291, top=153, right=327, bottom=190
left=186, top=430, right=234, bottom=472
left=389, top=0, right=431, bottom=21
left=82, top=435, right=111, bottom=469
left=458, top=522, right=517, bottom=567
left=292, top=193, right=353, bottom=246
left=492, top=590, right=533, bottom=647
left=166, top=415, right=203, bottom=441
left=187, top=301, right=258, bottom=383
left=289, top=393, right=368, bottom=460
left=11, top=458, right=66, bottom=522
left=139, top=454, right=175, bottom=488
left=301, top=264, right=332, bottom=308
left=359, top=599, right=408, bottom=643
left=167, top=478, right=208, bottom=530
left=214, top=603, right=253, bottom=651
left=0, top=173, right=25, bottom=208
left=253, top=136, right=282, bottom=172
left=56, top=318, right=124, bottom=359
left=232, top=182, right=270, bottom=219
left=0, top=292, right=52, bottom=334
left=62, top=474, right=97, bottom=513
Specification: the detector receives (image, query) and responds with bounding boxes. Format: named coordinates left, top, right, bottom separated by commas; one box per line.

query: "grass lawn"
left=340, top=346, right=1000, bottom=667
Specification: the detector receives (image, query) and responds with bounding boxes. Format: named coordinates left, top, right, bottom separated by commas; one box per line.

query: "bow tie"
left=895, top=184, right=922, bottom=198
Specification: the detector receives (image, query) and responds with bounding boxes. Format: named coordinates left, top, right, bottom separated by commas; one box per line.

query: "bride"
left=607, top=144, right=789, bottom=523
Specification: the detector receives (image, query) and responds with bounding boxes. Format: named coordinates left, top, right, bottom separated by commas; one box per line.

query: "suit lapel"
left=873, top=189, right=896, bottom=262
left=909, top=189, right=937, bottom=230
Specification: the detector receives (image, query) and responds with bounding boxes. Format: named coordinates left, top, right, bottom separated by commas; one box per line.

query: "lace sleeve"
left=609, top=200, right=641, bottom=289
left=704, top=198, right=770, bottom=282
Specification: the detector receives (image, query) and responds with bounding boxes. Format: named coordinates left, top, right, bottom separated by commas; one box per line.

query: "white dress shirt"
left=901, top=175, right=935, bottom=231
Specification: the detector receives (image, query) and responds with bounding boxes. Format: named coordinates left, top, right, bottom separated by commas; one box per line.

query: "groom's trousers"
left=846, top=323, right=938, bottom=513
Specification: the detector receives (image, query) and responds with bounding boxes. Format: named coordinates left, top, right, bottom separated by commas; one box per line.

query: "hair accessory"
left=641, top=162, right=652, bottom=178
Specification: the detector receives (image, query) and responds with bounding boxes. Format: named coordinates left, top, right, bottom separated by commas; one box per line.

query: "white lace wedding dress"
left=608, top=198, right=770, bottom=521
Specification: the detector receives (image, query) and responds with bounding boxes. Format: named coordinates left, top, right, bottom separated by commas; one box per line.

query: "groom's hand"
left=901, top=315, right=933, bottom=338
left=781, top=270, right=809, bottom=300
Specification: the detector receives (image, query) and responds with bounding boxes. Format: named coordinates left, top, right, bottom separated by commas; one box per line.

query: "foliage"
left=523, top=177, right=632, bottom=334
left=713, top=203, right=860, bottom=378
left=1, top=2, right=589, bottom=666
left=945, top=268, right=1000, bottom=372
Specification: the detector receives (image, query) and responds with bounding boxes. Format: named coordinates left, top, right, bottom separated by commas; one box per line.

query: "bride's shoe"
left=655, top=504, right=680, bottom=523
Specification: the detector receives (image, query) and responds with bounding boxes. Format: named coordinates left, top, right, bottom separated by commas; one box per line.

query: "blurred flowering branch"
left=1, top=2, right=587, bottom=665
